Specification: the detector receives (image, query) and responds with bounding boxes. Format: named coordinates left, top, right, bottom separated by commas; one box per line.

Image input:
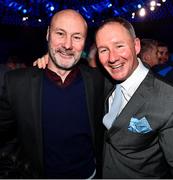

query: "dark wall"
left=0, top=24, right=47, bottom=65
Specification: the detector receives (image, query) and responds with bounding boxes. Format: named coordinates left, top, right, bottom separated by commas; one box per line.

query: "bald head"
left=50, top=9, right=88, bottom=37
left=46, top=9, right=87, bottom=74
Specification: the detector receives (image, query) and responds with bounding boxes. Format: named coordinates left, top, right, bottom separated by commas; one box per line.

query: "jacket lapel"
left=108, top=71, right=155, bottom=136
left=79, top=65, right=95, bottom=143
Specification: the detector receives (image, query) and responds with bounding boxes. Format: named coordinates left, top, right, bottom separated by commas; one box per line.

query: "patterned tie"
left=103, top=84, right=122, bottom=129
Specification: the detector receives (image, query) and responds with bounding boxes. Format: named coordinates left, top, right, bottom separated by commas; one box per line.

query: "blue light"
left=46, top=3, right=50, bottom=8
left=108, top=3, right=112, bottom=8
left=85, top=14, right=91, bottom=19
left=138, top=4, right=142, bottom=8
left=91, top=5, right=98, bottom=11
left=8, top=2, right=18, bottom=8
left=8, top=2, right=14, bottom=7
left=113, top=9, right=120, bottom=16
left=82, top=6, right=88, bottom=13
left=48, top=13, right=53, bottom=17
left=45, top=2, right=55, bottom=12
left=22, top=9, right=27, bottom=14
left=18, top=5, right=23, bottom=11
left=81, top=6, right=91, bottom=19
left=122, top=7, right=128, bottom=12
left=91, top=4, right=104, bottom=13
left=104, top=0, right=112, bottom=9
left=50, top=6, right=54, bottom=11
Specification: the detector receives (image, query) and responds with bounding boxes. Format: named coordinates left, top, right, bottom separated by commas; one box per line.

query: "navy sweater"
left=42, top=72, right=95, bottom=178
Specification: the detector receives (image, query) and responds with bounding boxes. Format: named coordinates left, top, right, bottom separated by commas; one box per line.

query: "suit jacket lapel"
left=79, top=65, right=95, bottom=143
left=108, top=71, right=155, bottom=136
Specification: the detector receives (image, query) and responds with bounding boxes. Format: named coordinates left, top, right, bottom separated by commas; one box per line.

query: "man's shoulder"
left=148, top=70, right=173, bottom=95
left=3, top=67, right=43, bottom=89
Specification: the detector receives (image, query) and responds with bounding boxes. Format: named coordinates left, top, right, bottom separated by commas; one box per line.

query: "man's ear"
left=46, top=26, right=50, bottom=41
left=143, top=52, right=151, bottom=63
left=134, top=38, right=141, bottom=55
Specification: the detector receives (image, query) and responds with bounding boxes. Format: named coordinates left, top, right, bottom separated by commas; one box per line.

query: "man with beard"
left=0, top=9, right=104, bottom=178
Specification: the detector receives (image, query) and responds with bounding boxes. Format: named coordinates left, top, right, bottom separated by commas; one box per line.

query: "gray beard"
left=48, top=49, right=77, bottom=71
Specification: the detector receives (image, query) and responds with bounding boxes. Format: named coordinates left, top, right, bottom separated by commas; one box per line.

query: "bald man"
left=0, top=9, right=105, bottom=178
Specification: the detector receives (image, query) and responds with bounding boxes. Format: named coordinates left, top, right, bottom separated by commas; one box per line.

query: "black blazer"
left=103, top=71, right=173, bottom=178
left=0, top=64, right=105, bottom=178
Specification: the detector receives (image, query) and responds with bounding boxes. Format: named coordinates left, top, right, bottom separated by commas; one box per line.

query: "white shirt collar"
left=120, top=58, right=149, bottom=99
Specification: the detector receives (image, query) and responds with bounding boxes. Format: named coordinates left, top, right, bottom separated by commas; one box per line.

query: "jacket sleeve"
left=0, top=72, right=20, bottom=178
left=0, top=72, right=16, bottom=143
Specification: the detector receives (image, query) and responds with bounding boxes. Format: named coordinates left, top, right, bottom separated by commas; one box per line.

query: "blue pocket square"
left=128, top=117, right=152, bottom=134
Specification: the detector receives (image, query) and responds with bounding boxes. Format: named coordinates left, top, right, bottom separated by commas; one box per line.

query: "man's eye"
left=56, top=32, right=64, bottom=36
left=117, top=45, right=123, bottom=48
left=75, top=36, right=81, bottom=39
left=73, top=36, right=82, bottom=41
left=99, top=49, right=107, bottom=53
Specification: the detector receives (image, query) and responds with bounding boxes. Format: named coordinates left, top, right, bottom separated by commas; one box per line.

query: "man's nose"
left=109, top=50, right=119, bottom=63
left=63, top=37, right=72, bottom=49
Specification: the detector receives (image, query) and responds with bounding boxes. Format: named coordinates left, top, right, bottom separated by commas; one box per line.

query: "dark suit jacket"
left=103, top=71, right=173, bottom=178
left=0, top=64, right=105, bottom=178
left=0, top=64, right=11, bottom=96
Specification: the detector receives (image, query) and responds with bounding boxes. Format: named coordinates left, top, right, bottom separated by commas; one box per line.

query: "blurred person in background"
left=139, top=39, right=173, bottom=84
left=157, top=41, right=169, bottom=64
left=138, top=38, right=159, bottom=68
left=87, top=43, right=98, bottom=68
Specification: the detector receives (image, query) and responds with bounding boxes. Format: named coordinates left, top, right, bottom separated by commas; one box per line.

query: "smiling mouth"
left=59, top=51, right=74, bottom=57
left=56, top=49, right=74, bottom=57
left=110, top=64, right=123, bottom=69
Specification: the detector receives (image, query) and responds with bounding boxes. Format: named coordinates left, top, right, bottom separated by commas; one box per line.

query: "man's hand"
left=33, top=54, right=49, bottom=69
